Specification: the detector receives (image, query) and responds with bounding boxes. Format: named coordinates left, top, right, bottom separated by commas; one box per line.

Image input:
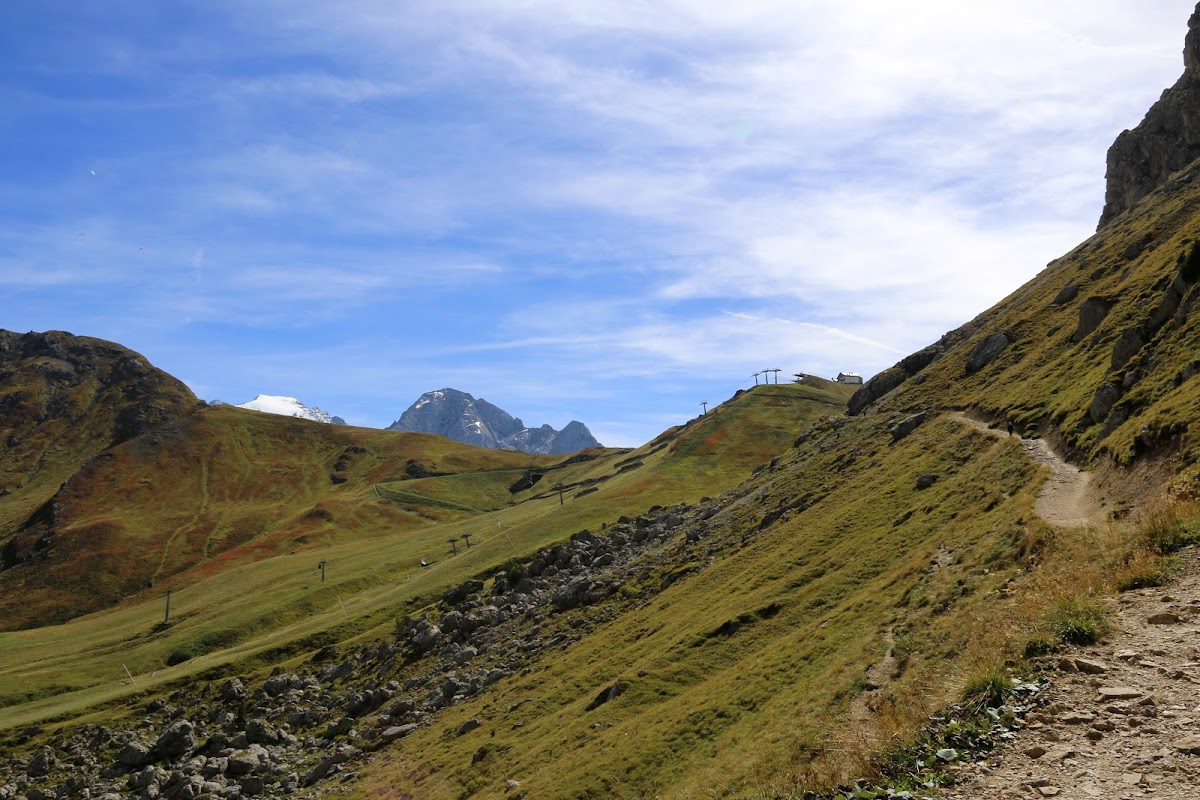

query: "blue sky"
left=1, top=1, right=1193, bottom=446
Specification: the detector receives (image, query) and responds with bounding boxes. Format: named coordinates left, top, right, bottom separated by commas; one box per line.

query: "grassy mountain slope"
left=0, top=379, right=849, bottom=722
left=359, top=415, right=1045, bottom=798
left=851, top=162, right=1200, bottom=496
left=350, top=189, right=1200, bottom=792
left=0, top=330, right=198, bottom=556
left=0, top=405, right=563, bottom=630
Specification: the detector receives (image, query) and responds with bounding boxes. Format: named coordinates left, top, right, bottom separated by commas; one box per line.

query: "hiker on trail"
left=1007, top=421, right=1015, bottom=437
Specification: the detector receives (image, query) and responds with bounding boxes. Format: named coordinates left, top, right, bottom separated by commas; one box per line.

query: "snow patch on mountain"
left=235, top=394, right=346, bottom=425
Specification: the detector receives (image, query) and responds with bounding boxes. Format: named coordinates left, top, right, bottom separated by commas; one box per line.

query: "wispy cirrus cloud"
left=1, top=0, right=1194, bottom=446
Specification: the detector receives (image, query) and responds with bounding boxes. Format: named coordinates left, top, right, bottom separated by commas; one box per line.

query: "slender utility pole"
left=556, top=483, right=565, bottom=505
left=163, top=588, right=172, bottom=625
left=752, top=372, right=760, bottom=386
left=700, top=402, right=708, bottom=415
left=318, top=560, right=326, bottom=583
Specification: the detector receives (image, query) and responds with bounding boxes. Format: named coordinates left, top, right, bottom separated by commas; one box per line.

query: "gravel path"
left=936, top=548, right=1200, bottom=800
left=950, top=413, right=1106, bottom=529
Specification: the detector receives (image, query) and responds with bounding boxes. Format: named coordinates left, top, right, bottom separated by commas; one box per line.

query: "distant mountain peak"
left=387, top=388, right=601, bottom=454
left=235, top=394, right=345, bottom=425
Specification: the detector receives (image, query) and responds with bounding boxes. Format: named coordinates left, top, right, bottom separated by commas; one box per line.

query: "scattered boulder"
left=379, top=724, right=419, bottom=744
left=24, top=747, right=55, bottom=778
left=1074, top=297, right=1114, bottom=342
left=218, top=678, right=247, bottom=702
left=1110, top=329, right=1146, bottom=371
left=890, top=411, right=931, bottom=442
left=965, top=333, right=1010, bottom=374
left=116, top=741, right=153, bottom=768
left=154, top=720, right=196, bottom=759
left=915, top=473, right=939, bottom=490
left=246, top=718, right=286, bottom=746
left=1052, top=284, right=1080, bottom=305
left=1088, top=382, right=1122, bottom=424
left=225, top=749, right=261, bottom=777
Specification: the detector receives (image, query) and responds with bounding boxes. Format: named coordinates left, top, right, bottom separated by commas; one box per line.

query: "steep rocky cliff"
left=1099, top=4, right=1200, bottom=228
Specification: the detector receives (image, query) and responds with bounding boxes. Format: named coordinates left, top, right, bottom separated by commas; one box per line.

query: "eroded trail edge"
left=937, top=548, right=1200, bottom=800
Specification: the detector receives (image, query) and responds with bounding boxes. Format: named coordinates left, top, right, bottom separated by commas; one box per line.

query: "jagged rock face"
left=1099, top=3, right=1200, bottom=228
left=387, top=388, right=602, bottom=454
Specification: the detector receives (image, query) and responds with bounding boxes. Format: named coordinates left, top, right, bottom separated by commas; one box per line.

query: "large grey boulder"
left=965, top=333, right=1009, bottom=374
left=890, top=411, right=931, bottom=442
left=153, top=720, right=196, bottom=759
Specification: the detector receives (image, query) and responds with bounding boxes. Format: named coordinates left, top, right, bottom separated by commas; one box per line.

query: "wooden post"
left=318, top=560, right=326, bottom=583
left=163, top=588, right=172, bottom=625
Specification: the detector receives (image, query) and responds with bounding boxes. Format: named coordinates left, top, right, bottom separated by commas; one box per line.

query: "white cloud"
left=8, top=0, right=1197, bottom=447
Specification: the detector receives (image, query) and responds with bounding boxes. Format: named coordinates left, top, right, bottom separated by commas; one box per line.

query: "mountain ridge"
left=387, top=387, right=602, bottom=455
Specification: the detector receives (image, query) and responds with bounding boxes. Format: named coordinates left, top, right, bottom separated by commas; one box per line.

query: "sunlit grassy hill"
left=358, top=414, right=1046, bottom=798
left=0, top=405, right=569, bottom=630
left=0, top=378, right=849, bottom=727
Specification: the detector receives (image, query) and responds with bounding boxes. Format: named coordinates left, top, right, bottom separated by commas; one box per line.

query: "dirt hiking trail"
left=950, top=412, right=1107, bottom=529
left=935, top=548, right=1200, bottom=800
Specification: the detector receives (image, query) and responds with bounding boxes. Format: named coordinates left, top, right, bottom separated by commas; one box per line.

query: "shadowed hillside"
left=0, top=330, right=198, bottom=570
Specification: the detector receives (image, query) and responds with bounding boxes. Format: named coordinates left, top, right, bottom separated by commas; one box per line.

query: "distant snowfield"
left=235, top=394, right=343, bottom=424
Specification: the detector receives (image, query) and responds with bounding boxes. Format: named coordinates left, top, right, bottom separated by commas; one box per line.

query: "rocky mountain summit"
left=1100, top=5, right=1200, bottom=228
left=387, top=388, right=601, bottom=455
left=233, top=395, right=345, bottom=425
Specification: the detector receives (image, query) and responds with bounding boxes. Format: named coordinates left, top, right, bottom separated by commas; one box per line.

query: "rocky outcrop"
left=0, top=330, right=197, bottom=456
left=388, top=388, right=602, bottom=454
left=965, top=333, right=1010, bottom=374
left=1099, top=4, right=1200, bottom=227
left=849, top=328, right=973, bottom=415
